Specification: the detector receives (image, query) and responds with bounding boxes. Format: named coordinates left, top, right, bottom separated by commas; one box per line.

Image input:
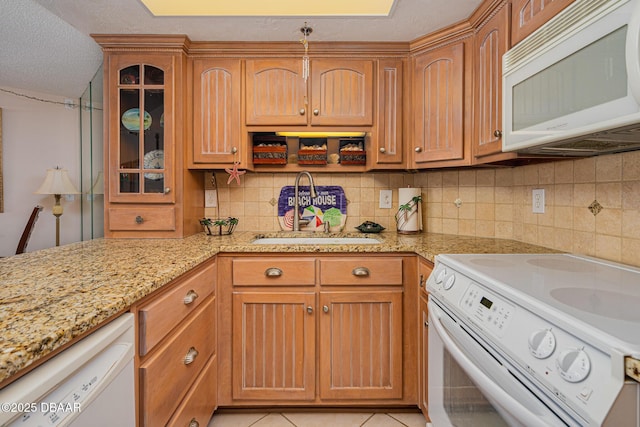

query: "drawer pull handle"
left=424, top=320, right=429, bottom=328
left=184, top=347, right=199, bottom=365
left=135, top=215, right=144, bottom=224
left=352, top=267, right=370, bottom=277
left=323, top=305, right=329, bottom=313
left=189, top=419, right=200, bottom=427
left=183, top=290, right=198, bottom=305
left=307, top=306, right=313, bottom=314
left=419, top=274, right=424, bottom=287
left=265, top=267, right=283, bottom=277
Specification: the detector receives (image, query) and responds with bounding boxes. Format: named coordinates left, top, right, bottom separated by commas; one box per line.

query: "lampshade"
left=35, top=168, right=80, bottom=195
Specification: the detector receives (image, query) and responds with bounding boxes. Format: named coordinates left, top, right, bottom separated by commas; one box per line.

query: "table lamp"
left=35, top=167, right=80, bottom=246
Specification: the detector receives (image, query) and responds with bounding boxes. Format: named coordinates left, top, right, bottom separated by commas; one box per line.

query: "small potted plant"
left=395, top=195, right=422, bottom=234
left=200, top=217, right=239, bottom=236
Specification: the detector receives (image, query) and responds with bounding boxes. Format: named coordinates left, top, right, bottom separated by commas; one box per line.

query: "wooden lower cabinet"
left=217, top=254, right=418, bottom=407
left=418, top=257, right=433, bottom=419
left=319, top=290, right=403, bottom=400
left=135, top=259, right=217, bottom=427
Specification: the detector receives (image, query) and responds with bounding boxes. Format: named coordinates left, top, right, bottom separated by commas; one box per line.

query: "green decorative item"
left=200, top=217, right=238, bottom=236
left=323, top=207, right=343, bottom=227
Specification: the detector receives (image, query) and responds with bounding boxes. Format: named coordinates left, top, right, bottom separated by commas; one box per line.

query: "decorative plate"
left=121, top=108, right=152, bottom=132
left=143, top=149, right=164, bottom=181
left=355, top=221, right=385, bottom=233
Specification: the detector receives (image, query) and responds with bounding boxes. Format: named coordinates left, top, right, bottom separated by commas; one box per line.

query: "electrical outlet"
left=532, top=189, right=545, bottom=213
left=379, top=190, right=392, bottom=209
left=205, top=189, right=217, bottom=208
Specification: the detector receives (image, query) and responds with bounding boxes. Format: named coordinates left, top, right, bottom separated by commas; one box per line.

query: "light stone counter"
left=0, top=231, right=556, bottom=385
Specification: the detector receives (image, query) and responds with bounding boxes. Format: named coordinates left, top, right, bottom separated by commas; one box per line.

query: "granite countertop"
left=0, top=231, right=558, bottom=385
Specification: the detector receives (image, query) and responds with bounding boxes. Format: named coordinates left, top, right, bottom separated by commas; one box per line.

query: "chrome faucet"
left=293, top=171, right=317, bottom=231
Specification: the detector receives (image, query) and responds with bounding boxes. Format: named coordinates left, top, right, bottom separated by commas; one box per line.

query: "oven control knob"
left=434, top=266, right=447, bottom=284
left=443, top=273, right=456, bottom=290
left=556, top=349, right=591, bottom=383
left=528, top=329, right=556, bottom=359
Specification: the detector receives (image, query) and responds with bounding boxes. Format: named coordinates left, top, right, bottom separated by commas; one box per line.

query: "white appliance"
left=502, top=0, right=640, bottom=156
left=0, top=313, right=135, bottom=427
left=426, top=253, right=640, bottom=426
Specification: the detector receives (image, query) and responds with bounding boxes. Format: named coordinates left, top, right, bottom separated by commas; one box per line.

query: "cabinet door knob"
left=299, top=108, right=306, bottom=115
left=164, top=187, right=171, bottom=194
left=352, top=267, right=370, bottom=277
left=183, top=347, right=199, bottom=365
left=424, top=320, right=429, bottom=328
left=323, top=305, right=329, bottom=313
left=415, top=147, right=423, bottom=153
left=135, top=215, right=144, bottom=224
left=419, top=274, right=424, bottom=287
left=494, top=130, right=503, bottom=138
left=307, top=306, right=313, bottom=314
left=313, top=109, right=319, bottom=116
left=231, top=147, right=238, bottom=154
left=183, top=290, right=199, bottom=305
left=379, top=147, right=386, bottom=153
left=265, top=267, right=283, bottom=277
left=189, top=419, right=200, bottom=427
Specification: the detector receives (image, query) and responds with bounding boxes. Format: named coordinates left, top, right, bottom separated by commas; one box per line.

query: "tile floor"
left=208, top=411, right=427, bottom=427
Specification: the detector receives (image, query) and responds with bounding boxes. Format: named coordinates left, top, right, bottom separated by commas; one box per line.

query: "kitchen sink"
left=251, top=236, right=381, bottom=245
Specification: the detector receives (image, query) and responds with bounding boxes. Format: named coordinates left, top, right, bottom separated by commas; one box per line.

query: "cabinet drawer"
left=140, top=297, right=216, bottom=427
left=167, top=354, right=217, bottom=427
left=108, top=206, right=176, bottom=231
left=139, top=262, right=216, bottom=356
left=232, top=257, right=315, bottom=286
left=320, top=257, right=403, bottom=285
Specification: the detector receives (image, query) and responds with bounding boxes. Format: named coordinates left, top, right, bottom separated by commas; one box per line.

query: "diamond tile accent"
left=269, top=198, right=277, bottom=206
left=588, top=200, right=603, bottom=216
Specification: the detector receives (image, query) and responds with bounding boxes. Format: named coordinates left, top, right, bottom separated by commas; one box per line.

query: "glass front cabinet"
left=96, top=35, right=204, bottom=238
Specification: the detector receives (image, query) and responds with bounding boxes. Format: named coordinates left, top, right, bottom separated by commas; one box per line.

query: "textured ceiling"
left=0, top=0, right=482, bottom=98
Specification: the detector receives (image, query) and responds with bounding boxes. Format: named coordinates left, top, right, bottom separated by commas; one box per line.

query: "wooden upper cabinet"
left=245, top=59, right=308, bottom=126
left=412, top=42, right=465, bottom=165
left=191, top=59, right=242, bottom=166
left=373, top=59, right=404, bottom=168
left=310, top=59, right=374, bottom=126
left=246, top=58, right=373, bottom=127
left=473, top=5, right=510, bottom=159
left=511, top=0, right=574, bottom=46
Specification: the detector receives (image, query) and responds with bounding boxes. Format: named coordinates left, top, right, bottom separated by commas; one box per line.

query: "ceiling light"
left=140, top=0, right=395, bottom=16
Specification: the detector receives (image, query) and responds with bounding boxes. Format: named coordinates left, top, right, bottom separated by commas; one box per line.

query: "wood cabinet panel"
left=373, top=59, right=404, bottom=167
left=511, top=0, right=574, bottom=45
left=192, top=59, right=241, bottom=165
left=232, top=257, right=316, bottom=286
left=474, top=5, right=510, bottom=159
left=232, top=292, right=316, bottom=400
left=319, top=257, right=403, bottom=285
left=245, top=59, right=308, bottom=125
left=139, top=261, right=216, bottom=356
left=419, top=296, right=429, bottom=418
left=310, top=59, right=374, bottom=126
left=108, top=206, right=176, bottom=231
left=140, top=296, right=216, bottom=427
left=412, top=43, right=465, bottom=164
left=319, top=290, right=403, bottom=400
left=166, top=353, right=217, bottom=427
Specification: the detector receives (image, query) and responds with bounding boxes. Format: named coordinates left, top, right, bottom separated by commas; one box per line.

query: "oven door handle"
left=429, top=303, right=554, bottom=427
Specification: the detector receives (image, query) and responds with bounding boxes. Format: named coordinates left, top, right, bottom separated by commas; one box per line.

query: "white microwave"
left=502, top=0, right=640, bottom=156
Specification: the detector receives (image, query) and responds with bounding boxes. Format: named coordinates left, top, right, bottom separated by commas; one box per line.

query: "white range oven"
left=426, top=253, right=640, bottom=426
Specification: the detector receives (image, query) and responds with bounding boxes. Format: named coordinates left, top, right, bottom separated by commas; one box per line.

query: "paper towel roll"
left=397, top=187, right=422, bottom=233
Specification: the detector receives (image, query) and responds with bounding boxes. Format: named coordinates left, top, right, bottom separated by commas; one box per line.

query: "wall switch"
left=205, top=189, right=218, bottom=208
left=532, top=189, right=545, bottom=213
left=380, top=190, right=392, bottom=209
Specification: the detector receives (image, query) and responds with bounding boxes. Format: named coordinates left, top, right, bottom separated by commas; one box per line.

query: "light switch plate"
left=532, top=189, right=545, bottom=213
left=205, top=189, right=217, bottom=208
left=380, top=190, right=392, bottom=209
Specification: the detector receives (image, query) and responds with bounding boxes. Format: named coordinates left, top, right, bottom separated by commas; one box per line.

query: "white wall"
left=0, top=87, right=82, bottom=256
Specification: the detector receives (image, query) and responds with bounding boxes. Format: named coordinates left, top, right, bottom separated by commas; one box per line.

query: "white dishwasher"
left=0, top=313, right=135, bottom=427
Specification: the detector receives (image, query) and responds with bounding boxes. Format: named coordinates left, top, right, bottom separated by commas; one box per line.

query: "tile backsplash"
left=204, top=150, right=640, bottom=267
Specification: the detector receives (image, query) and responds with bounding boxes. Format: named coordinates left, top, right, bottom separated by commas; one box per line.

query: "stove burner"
left=527, top=258, right=596, bottom=273
left=550, top=287, right=640, bottom=322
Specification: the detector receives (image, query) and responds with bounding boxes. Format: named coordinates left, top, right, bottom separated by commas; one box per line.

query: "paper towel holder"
left=395, top=193, right=422, bottom=234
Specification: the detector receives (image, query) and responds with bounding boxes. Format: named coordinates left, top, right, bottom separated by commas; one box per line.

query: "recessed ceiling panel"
left=140, top=0, right=396, bottom=16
